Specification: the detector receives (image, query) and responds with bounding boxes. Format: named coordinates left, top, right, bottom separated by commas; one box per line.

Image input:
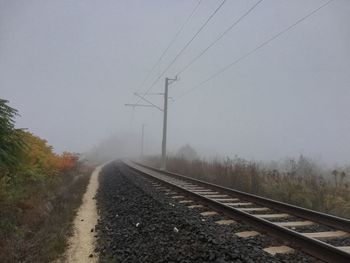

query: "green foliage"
left=0, top=99, right=26, bottom=175
left=0, top=99, right=82, bottom=261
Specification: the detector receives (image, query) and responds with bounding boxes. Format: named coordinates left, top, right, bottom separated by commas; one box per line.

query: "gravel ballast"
left=95, top=161, right=320, bottom=262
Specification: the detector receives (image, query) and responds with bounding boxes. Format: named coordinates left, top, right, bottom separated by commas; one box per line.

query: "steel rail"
left=123, top=160, right=350, bottom=263
left=133, top=161, right=350, bottom=232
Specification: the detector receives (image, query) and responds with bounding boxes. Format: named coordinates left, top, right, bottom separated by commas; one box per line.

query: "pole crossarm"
left=167, top=76, right=179, bottom=85
left=137, top=92, right=164, bottom=96
left=125, top=103, right=158, bottom=108
left=134, top=93, right=164, bottom=112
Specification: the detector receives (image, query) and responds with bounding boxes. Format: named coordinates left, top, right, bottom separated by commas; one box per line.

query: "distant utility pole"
left=141, top=123, right=146, bottom=158
left=126, top=76, right=177, bottom=170
left=161, top=76, right=178, bottom=170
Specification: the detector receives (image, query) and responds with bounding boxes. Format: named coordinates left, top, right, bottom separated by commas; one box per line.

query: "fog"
left=1, top=0, right=349, bottom=166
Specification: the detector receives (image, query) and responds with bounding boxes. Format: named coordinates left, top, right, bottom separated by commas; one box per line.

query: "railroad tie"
left=274, top=221, right=315, bottom=227
left=213, top=198, right=239, bottom=202
left=178, top=184, right=195, bottom=187
left=215, top=219, right=236, bottom=225
left=200, top=211, right=218, bottom=216
left=256, top=213, right=290, bottom=219
left=238, top=207, right=270, bottom=212
left=221, top=203, right=241, bottom=206
left=235, top=231, right=260, bottom=238
left=187, top=204, right=204, bottom=209
left=171, top=195, right=185, bottom=199
left=228, top=202, right=253, bottom=207
left=193, top=191, right=220, bottom=195
left=302, top=231, right=350, bottom=239
left=201, top=194, right=229, bottom=198
left=263, top=246, right=295, bottom=255
left=186, top=189, right=211, bottom=192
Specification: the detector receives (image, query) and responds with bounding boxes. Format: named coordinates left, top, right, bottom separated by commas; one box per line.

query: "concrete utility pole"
left=161, top=76, right=177, bottom=170
left=141, top=123, right=146, bottom=158
left=126, top=76, right=177, bottom=170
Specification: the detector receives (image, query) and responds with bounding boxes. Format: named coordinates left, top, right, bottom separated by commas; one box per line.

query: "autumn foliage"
left=0, top=99, right=80, bottom=242
left=0, top=99, right=78, bottom=181
left=0, top=130, right=78, bottom=181
left=21, top=131, right=78, bottom=175
left=57, top=152, right=79, bottom=171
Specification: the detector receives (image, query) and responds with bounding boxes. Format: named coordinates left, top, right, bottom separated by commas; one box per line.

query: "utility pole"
left=126, top=76, right=177, bottom=170
left=141, top=123, right=146, bottom=158
left=161, top=76, right=177, bottom=170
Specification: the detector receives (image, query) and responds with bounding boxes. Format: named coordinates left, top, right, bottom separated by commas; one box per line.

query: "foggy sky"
left=1, top=0, right=349, bottom=165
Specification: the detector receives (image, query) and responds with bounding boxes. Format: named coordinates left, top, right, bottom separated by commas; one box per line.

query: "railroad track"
left=124, top=160, right=350, bottom=263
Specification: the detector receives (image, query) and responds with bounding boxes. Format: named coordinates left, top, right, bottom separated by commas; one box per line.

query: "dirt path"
left=63, top=165, right=102, bottom=262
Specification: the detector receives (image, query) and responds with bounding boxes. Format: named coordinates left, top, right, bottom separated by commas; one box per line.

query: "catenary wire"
left=176, top=0, right=264, bottom=77
left=137, top=0, right=228, bottom=102
left=133, top=0, right=202, bottom=97
left=176, top=0, right=334, bottom=100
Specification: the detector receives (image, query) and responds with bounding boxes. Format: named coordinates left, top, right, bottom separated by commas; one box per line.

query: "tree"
left=176, top=144, right=199, bottom=161
left=332, top=170, right=338, bottom=187
left=20, top=131, right=59, bottom=176
left=340, top=171, right=346, bottom=186
left=0, top=99, right=25, bottom=175
left=57, top=152, right=78, bottom=171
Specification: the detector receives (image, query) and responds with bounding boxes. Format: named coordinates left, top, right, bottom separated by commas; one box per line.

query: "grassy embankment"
left=146, top=156, right=350, bottom=219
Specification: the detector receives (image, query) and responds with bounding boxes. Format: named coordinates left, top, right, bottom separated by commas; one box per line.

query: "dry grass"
left=145, top=156, right=350, bottom=219
left=0, top=164, right=93, bottom=263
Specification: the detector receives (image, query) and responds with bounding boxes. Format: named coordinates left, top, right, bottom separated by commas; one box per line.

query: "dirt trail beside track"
left=63, top=165, right=101, bottom=262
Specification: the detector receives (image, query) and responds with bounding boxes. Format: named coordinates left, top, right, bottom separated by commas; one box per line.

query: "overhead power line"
left=133, top=0, right=203, bottom=96
left=138, top=0, right=228, bottom=100
left=176, top=0, right=264, bottom=76
left=176, top=0, right=334, bottom=100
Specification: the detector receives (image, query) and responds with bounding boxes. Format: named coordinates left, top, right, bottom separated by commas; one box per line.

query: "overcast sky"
left=1, top=0, right=349, bottom=165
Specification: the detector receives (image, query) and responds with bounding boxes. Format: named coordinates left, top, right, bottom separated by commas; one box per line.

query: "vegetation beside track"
left=0, top=99, right=92, bottom=262
left=145, top=153, right=350, bottom=219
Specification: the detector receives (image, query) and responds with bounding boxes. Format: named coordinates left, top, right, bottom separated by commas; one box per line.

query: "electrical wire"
left=138, top=0, right=228, bottom=100
left=133, top=0, right=203, bottom=97
left=176, top=0, right=334, bottom=100
left=176, top=0, right=264, bottom=76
